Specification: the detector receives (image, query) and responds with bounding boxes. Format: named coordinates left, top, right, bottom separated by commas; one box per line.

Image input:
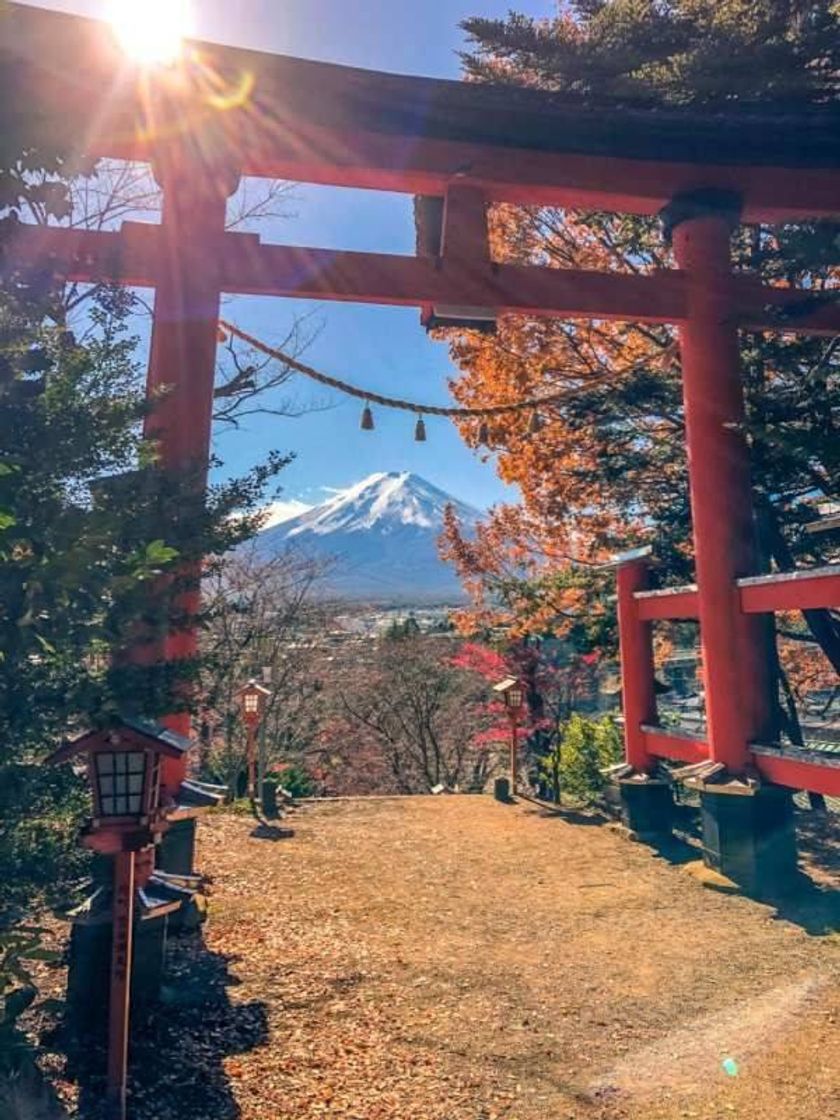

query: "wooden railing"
left=617, top=559, right=840, bottom=797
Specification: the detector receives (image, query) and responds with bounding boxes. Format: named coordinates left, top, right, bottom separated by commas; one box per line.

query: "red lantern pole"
left=107, top=850, right=136, bottom=1120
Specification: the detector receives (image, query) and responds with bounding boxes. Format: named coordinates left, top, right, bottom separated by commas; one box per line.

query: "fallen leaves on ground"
left=20, top=797, right=840, bottom=1119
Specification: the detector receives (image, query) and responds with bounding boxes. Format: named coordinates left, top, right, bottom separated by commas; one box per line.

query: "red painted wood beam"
left=617, top=561, right=658, bottom=771
left=642, top=725, right=709, bottom=765
left=221, top=242, right=688, bottom=322
left=634, top=585, right=699, bottom=621
left=7, top=4, right=840, bottom=225
left=2, top=223, right=160, bottom=289
left=641, top=730, right=840, bottom=797
left=25, top=112, right=840, bottom=227
left=750, top=745, right=840, bottom=799
left=0, top=222, right=686, bottom=321
left=242, top=125, right=840, bottom=226
left=738, top=565, right=840, bottom=614
left=7, top=222, right=840, bottom=336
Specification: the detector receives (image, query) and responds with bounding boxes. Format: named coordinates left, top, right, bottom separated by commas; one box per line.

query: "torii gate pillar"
left=144, top=144, right=239, bottom=874
left=663, top=192, right=796, bottom=892
left=664, top=191, right=773, bottom=767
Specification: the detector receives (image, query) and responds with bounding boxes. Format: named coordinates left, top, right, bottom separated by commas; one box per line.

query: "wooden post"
left=107, top=851, right=135, bottom=1120
left=509, top=712, right=518, bottom=793
left=666, top=192, right=773, bottom=771
left=441, top=183, right=490, bottom=264
left=246, top=724, right=256, bottom=801
left=258, top=720, right=267, bottom=814
left=616, top=558, right=658, bottom=772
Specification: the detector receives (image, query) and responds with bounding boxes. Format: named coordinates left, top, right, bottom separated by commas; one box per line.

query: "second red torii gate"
left=4, top=5, right=840, bottom=828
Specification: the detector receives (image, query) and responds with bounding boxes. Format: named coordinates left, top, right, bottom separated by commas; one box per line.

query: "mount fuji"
left=253, top=472, right=481, bottom=603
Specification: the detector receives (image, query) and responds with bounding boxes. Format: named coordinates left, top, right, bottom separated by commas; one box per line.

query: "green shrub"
left=539, top=713, right=625, bottom=805
left=594, top=715, right=624, bottom=770
left=559, top=714, right=604, bottom=803
left=273, top=764, right=314, bottom=799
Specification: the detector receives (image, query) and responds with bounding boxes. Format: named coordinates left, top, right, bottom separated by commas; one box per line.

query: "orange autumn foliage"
left=439, top=204, right=688, bottom=638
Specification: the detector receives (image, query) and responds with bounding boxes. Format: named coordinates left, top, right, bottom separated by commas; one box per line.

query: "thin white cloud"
left=261, top=498, right=312, bottom=528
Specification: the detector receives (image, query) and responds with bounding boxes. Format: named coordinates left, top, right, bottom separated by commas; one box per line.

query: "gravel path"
left=25, top=796, right=840, bottom=1119
left=182, top=797, right=839, bottom=1120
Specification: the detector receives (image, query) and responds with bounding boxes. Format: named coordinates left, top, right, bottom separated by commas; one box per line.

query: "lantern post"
left=235, top=680, right=272, bottom=802
left=493, top=678, right=526, bottom=794
left=47, top=720, right=190, bottom=1120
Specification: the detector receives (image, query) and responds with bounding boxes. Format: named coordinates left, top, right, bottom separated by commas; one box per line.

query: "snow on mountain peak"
left=283, top=471, right=476, bottom=538
left=252, top=473, right=480, bottom=603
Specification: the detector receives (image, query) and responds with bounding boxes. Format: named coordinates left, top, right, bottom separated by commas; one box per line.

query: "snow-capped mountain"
left=253, top=472, right=480, bottom=603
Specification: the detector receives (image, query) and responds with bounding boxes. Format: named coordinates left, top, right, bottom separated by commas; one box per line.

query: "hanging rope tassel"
left=217, top=319, right=618, bottom=434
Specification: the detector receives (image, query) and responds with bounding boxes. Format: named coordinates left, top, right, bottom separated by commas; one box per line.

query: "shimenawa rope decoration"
left=217, top=319, right=597, bottom=426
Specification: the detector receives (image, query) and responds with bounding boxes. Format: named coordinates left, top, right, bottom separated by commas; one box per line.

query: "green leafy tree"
left=540, top=714, right=623, bottom=803
left=560, top=714, right=603, bottom=803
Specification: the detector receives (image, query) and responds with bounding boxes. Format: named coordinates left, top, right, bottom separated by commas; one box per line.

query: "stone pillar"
left=700, top=784, right=797, bottom=896
left=66, top=913, right=169, bottom=1035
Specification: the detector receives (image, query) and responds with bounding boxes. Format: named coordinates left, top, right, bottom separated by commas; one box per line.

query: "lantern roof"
left=234, top=679, right=273, bottom=698
left=46, top=718, right=193, bottom=766
left=492, top=677, right=521, bottom=695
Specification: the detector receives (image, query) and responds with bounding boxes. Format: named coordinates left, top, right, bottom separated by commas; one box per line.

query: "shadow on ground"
left=515, top=792, right=609, bottom=828
left=55, top=931, right=267, bottom=1120
left=0, top=1054, right=69, bottom=1120
left=249, top=823, right=295, bottom=841
left=797, top=810, right=840, bottom=879
left=768, top=876, right=840, bottom=936
left=520, top=790, right=840, bottom=936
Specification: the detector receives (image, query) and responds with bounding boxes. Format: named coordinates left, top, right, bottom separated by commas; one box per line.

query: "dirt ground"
left=29, top=796, right=840, bottom=1119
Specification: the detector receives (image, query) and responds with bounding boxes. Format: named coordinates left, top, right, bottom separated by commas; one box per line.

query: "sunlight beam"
left=108, top=0, right=193, bottom=66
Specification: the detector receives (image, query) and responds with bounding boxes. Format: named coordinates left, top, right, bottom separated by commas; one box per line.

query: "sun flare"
left=109, top=0, right=193, bottom=66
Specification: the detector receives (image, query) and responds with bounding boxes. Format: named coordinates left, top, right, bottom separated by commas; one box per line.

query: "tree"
left=338, top=635, right=498, bottom=793
left=442, top=1, right=839, bottom=737
left=17, top=153, right=321, bottom=430
left=199, top=545, right=330, bottom=796
left=452, top=637, right=604, bottom=794
left=0, top=95, right=288, bottom=936
left=539, top=713, right=624, bottom=805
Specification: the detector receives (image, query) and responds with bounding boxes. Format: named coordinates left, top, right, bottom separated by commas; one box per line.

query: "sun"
left=109, top=0, right=193, bottom=66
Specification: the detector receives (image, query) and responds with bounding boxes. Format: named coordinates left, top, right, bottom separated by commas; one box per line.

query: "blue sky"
left=20, top=0, right=556, bottom=510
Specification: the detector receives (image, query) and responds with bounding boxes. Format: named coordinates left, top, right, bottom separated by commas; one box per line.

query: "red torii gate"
left=4, top=4, right=840, bottom=888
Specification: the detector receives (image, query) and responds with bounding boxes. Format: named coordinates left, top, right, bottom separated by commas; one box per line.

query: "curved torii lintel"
left=3, top=2, right=840, bottom=222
